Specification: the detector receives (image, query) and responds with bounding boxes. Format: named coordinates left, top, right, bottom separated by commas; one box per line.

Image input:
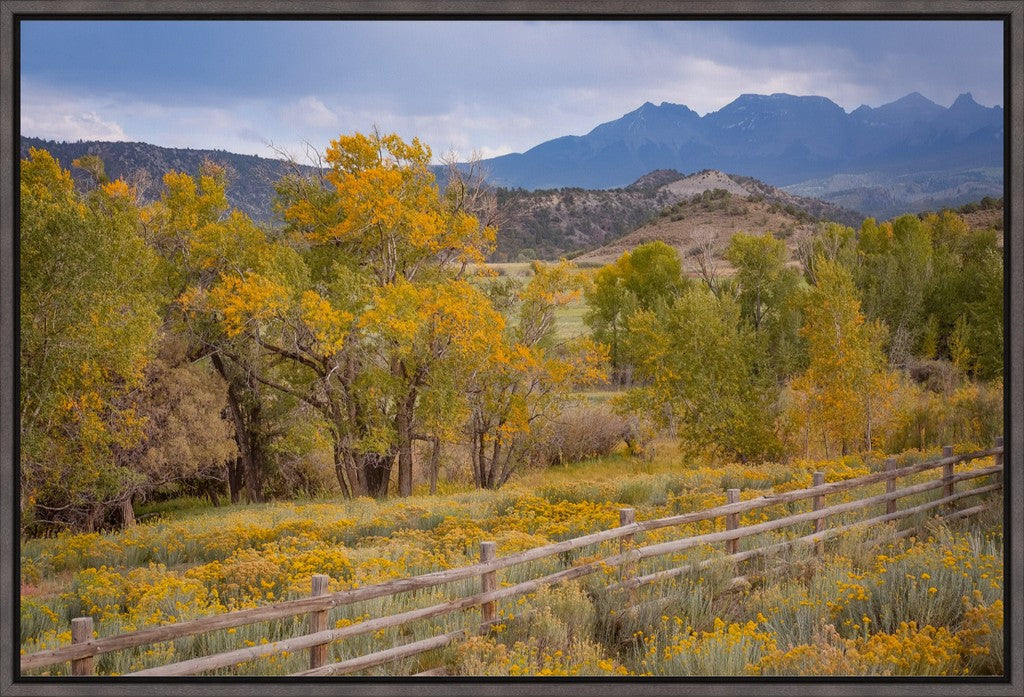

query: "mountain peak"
left=888, top=91, right=941, bottom=108
left=951, top=92, right=979, bottom=109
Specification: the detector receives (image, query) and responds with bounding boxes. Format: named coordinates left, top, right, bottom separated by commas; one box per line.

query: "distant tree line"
left=585, top=210, right=1003, bottom=463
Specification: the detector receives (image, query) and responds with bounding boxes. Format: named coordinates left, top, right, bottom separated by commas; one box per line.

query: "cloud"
left=21, top=108, right=126, bottom=142
left=235, top=127, right=269, bottom=145
left=279, top=96, right=338, bottom=129
left=19, top=20, right=1002, bottom=162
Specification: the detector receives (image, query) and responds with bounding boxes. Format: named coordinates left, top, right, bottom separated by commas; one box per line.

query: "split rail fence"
left=21, top=438, right=1004, bottom=678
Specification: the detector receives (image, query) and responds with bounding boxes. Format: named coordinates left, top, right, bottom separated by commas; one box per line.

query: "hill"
left=19, top=136, right=310, bottom=223
left=477, top=92, right=1003, bottom=218
left=21, top=137, right=858, bottom=262
left=573, top=185, right=818, bottom=270
left=492, top=169, right=861, bottom=261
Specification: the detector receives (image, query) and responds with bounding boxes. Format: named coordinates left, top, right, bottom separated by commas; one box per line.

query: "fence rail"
left=21, top=440, right=1004, bottom=677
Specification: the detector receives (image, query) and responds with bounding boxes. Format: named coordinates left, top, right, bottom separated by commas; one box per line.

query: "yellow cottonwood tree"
left=469, top=262, right=608, bottom=488
left=145, top=164, right=304, bottom=503
left=787, top=258, right=895, bottom=456
left=229, top=131, right=503, bottom=497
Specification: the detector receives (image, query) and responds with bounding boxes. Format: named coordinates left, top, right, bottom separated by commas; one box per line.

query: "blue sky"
left=20, top=19, right=1004, bottom=162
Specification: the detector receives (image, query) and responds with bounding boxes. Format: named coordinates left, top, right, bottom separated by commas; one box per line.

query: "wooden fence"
left=21, top=439, right=1004, bottom=677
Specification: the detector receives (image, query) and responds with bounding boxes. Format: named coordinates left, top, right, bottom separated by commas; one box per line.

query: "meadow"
left=20, top=440, right=1003, bottom=677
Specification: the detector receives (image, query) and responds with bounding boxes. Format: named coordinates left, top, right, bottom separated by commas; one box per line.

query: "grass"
left=473, top=262, right=592, bottom=341
left=19, top=442, right=1003, bottom=677
left=554, top=301, right=588, bottom=339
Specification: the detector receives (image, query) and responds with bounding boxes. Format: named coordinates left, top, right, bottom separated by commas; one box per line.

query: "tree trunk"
left=205, top=481, right=221, bottom=507
left=84, top=505, right=101, bottom=533
left=428, top=437, right=441, bottom=495
left=361, top=452, right=394, bottom=498
left=227, top=457, right=244, bottom=504
left=243, top=397, right=264, bottom=504
left=395, top=391, right=417, bottom=497
left=477, top=431, right=490, bottom=490
left=470, top=432, right=481, bottom=489
left=212, top=353, right=264, bottom=504
left=120, top=498, right=136, bottom=528
left=331, top=441, right=352, bottom=499
left=487, top=438, right=502, bottom=489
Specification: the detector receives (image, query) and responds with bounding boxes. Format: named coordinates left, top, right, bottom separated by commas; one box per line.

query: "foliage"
left=785, top=259, right=896, bottom=457
left=469, top=261, right=608, bottom=488
left=20, top=148, right=161, bottom=531
left=923, top=211, right=1003, bottom=379
left=583, top=241, right=689, bottom=377
left=529, top=405, right=631, bottom=468
left=113, top=335, right=238, bottom=507
left=855, top=215, right=934, bottom=366
left=723, top=231, right=806, bottom=381
left=621, top=285, right=782, bottom=463
left=145, top=161, right=304, bottom=505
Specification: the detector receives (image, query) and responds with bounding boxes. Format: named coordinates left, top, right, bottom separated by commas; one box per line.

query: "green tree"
left=622, top=285, right=781, bottom=463
left=923, top=211, right=1003, bottom=378
left=724, top=232, right=806, bottom=381
left=20, top=149, right=161, bottom=531
left=584, top=240, right=688, bottom=378
left=797, top=222, right=858, bottom=285
left=855, top=215, right=933, bottom=366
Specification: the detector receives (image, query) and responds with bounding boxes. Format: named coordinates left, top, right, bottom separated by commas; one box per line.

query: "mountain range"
left=477, top=92, right=1003, bottom=218
left=19, top=137, right=860, bottom=262
left=20, top=90, right=1003, bottom=259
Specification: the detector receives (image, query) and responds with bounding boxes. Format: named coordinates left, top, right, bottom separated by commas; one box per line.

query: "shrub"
left=530, top=406, right=630, bottom=467
left=887, top=379, right=1003, bottom=452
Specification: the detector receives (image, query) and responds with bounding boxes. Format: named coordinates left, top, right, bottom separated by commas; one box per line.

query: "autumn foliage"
left=19, top=131, right=1002, bottom=532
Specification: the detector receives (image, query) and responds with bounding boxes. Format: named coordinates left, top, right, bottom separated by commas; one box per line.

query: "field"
left=479, top=262, right=591, bottom=340
left=20, top=441, right=1004, bottom=677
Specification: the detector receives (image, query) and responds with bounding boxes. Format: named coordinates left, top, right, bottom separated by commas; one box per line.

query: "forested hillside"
left=20, top=137, right=860, bottom=262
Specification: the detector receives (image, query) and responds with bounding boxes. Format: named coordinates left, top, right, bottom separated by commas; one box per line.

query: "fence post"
left=480, top=541, right=497, bottom=625
left=619, top=508, right=636, bottom=600
left=994, top=436, right=1004, bottom=487
left=942, top=445, right=955, bottom=507
left=812, top=472, right=825, bottom=555
left=884, top=458, right=897, bottom=515
left=70, top=616, right=95, bottom=676
left=308, top=574, right=330, bottom=670
left=725, top=489, right=740, bottom=555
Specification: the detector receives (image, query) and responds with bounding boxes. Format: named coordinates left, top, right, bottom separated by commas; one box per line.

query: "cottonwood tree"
left=923, top=211, right=1003, bottom=379
left=20, top=149, right=161, bottom=531
left=787, top=258, right=895, bottom=456
left=855, top=215, right=934, bottom=368
left=112, top=335, right=238, bottom=519
left=144, top=163, right=304, bottom=503
left=724, top=232, right=806, bottom=382
left=470, top=262, right=608, bottom=488
left=221, top=131, right=501, bottom=498
left=584, top=241, right=688, bottom=380
left=621, top=284, right=781, bottom=463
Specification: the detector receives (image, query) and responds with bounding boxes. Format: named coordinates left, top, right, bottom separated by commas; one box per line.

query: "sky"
left=20, top=19, right=1005, bottom=163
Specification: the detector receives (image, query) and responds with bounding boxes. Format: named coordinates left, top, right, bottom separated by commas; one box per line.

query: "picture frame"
left=1, top=1, right=1021, bottom=695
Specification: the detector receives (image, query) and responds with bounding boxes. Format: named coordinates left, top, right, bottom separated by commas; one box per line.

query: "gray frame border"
left=0, top=2, right=1021, bottom=696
